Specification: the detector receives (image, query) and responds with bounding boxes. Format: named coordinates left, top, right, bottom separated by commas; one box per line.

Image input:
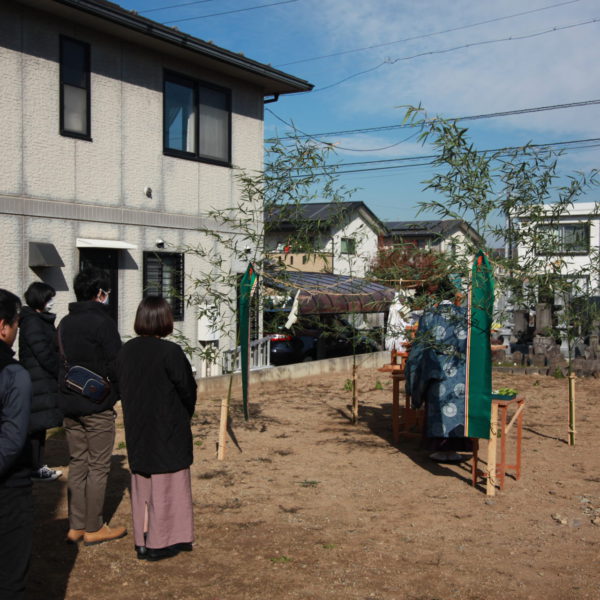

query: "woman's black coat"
left=58, top=301, right=122, bottom=417
left=116, top=336, right=197, bottom=475
left=18, top=306, right=63, bottom=433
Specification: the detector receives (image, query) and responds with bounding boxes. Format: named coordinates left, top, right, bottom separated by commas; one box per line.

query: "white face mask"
left=45, top=299, right=55, bottom=312
left=98, top=289, right=110, bottom=305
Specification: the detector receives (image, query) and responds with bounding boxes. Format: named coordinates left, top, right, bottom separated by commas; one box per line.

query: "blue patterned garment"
left=405, top=302, right=468, bottom=438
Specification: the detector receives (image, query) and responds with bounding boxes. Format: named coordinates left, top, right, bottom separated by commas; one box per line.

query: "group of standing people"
left=0, top=267, right=198, bottom=599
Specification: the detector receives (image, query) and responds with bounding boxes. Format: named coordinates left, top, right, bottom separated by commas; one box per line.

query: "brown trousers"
left=64, top=410, right=116, bottom=532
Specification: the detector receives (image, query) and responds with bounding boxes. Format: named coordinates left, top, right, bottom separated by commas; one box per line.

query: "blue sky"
left=117, top=0, right=600, bottom=224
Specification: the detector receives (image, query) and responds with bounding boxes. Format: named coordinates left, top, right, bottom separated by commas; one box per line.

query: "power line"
left=162, top=0, right=299, bottom=24
left=336, top=139, right=600, bottom=169
left=266, top=107, right=425, bottom=152
left=316, top=17, right=600, bottom=92
left=140, top=0, right=218, bottom=15
left=291, top=138, right=600, bottom=177
left=342, top=142, right=600, bottom=183
left=276, top=0, right=584, bottom=67
left=269, top=99, right=600, bottom=142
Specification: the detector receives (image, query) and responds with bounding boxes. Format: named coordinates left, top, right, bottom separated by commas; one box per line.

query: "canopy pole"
left=568, top=373, right=576, bottom=446
left=217, top=396, right=229, bottom=460
left=351, top=361, right=358, bottom=424
left=486, top=403, right=499, bottom=496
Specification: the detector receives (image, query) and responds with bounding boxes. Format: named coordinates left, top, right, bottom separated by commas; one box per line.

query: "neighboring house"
left=382, top=219, right=484, bottom=256
left=513, top=202, right=600, bottom=294
left=0, top=0, right=311, bottom=374
left=265, top=201, right=386, bottom=278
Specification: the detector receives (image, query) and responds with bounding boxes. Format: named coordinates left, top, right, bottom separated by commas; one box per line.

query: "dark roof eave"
left=47, top=0, right=313, bottom=95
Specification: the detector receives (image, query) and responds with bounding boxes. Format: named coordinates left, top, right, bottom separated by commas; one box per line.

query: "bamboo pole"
left=351, top=361, right=358, bottom=424
left=486, top=402, right=499, bottom=497
left=217, top=396, right=229, bottom=461
left=568, top=373, right=576, bottom=446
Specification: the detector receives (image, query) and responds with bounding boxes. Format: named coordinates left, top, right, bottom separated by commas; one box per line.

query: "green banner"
left=239, top=263, right=257, bottom=421
left=465, top=251, right=494, bottom=438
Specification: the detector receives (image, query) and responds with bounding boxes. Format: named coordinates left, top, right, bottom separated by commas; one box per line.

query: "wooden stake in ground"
left=486, top=402, right=499, bottom=497
left=351, top=361, right=358, bottom=424
left=568, top=372, right=576, bottom=446
left=217, top=396, right=229, bottom=460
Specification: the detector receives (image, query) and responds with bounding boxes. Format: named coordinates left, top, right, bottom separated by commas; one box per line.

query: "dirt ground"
left=29, top=367, right=600, bottom=600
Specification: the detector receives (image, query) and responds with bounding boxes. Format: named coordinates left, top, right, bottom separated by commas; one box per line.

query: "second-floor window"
left=340, top=237, right=356, bottom=255
left=164, top=71, right=231, bottom=165
left=60, top=36, right=90, bottom=139
left=536, top=223, right=590, bottom=256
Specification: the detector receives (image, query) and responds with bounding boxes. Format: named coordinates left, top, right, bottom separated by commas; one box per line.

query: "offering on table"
left=492, top=387, right=518, bottom=399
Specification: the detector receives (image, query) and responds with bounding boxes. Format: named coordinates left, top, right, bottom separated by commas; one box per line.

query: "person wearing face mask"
left=58, top=268, right=126, bottom=546
left=19, top=282, right=64, bottom=482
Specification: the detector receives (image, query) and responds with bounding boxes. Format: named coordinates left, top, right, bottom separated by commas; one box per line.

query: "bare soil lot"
left=30, top=368, right=600, bottom=600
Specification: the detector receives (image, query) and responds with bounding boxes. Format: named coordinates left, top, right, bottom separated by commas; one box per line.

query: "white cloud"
left=308, top=0, right=600, bottom=137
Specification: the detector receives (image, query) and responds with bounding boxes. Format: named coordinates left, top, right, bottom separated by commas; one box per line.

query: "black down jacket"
left=116, top=336, right=197, bottom=474
left=18, top=307, right=63, bottom=433
left=58, top=301, right=122, bottom=417
left=0, top=340, right=33, bottom=487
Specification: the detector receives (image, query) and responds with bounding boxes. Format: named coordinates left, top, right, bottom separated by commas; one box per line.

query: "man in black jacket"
left=59, top=268, right=126, bottom=546
left=0, top=289, right=33, bottom=600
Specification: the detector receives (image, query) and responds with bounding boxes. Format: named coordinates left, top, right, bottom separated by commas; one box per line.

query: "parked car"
left=266, top=314, right=381, bottom=366
left=267, top=332, right=304, bottom=366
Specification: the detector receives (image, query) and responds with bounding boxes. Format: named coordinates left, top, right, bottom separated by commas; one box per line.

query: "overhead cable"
left=316, top=17, right=600, bottom=92
left=269, top=99, right=600, bottom=142
left=276, top=0, right=584, bottom=66
left=140, top=0, right=218, bottom=14
left=290, top=138, right=600, bottom=177
left=162, top=0, right=299, bottom=24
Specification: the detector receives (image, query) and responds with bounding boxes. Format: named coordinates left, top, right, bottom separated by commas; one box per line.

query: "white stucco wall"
left=0, top=2, right=266, bottom=374
left=326, top=214, right=379, bottom=278
left=515, top=202, right=600, bottom=292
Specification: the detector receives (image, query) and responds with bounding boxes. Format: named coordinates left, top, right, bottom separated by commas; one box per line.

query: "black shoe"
left=170, top=542, right=193, bottom=552
left=146, top=546, right=180, bottom=562
left=135, top=545, right=148, bottom=560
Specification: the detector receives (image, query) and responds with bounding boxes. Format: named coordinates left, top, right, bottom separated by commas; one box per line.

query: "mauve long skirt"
left=130, top=469, right=194, bottom=549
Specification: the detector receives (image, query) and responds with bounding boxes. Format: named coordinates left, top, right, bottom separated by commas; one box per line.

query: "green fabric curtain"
left=465, top=251, right=494, bottom=438
left=239, top=263, right=258, bottom=421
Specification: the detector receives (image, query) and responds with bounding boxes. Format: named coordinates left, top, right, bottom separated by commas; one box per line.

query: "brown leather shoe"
left=66, top=529, right=85, bottom=544
left=83, top=524, right=127, bottom=546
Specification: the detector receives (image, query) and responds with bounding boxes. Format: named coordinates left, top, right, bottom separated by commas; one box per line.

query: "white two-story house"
left=265, top=201, right=385, bottom=278
left=514, top=201, right=600, bottom=296
left=0, top=0, right=312, bottom=373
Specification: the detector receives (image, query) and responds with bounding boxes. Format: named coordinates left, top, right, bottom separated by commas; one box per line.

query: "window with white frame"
left=163, top=71, right=231, bottom=165
left=143, top=252, right=185, bottom=321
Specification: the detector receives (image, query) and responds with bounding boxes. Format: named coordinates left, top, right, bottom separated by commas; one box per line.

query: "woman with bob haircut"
left=116, top=296, right=197, bottom=561
left=19, top=282, right=64, bottom=481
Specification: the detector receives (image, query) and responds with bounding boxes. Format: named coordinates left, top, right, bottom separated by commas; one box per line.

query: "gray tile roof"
left=45, top=0, right=313, bottom=95
left=384, top=219, right=464, bottom=237
left=266, top=201, right=384, bottom=232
